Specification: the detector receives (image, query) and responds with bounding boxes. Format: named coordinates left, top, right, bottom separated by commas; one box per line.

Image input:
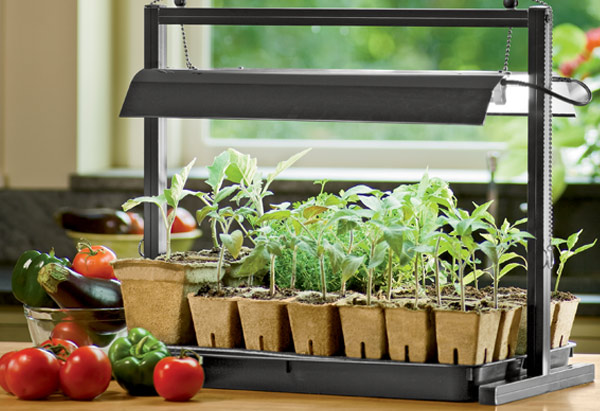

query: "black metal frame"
left=139, top=5, right=594, bottom=405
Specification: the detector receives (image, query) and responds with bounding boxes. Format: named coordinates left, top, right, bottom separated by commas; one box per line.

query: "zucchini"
left=37, top=263, right=123, bottom=309
left=56, top=207, right=132, bottom=234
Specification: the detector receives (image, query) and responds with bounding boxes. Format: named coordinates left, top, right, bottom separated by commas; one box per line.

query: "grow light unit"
left=120, top=3, right=594, bottom=405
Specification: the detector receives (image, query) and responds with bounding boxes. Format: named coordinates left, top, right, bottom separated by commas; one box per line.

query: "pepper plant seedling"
left=552, top=229, right=596, bottom=293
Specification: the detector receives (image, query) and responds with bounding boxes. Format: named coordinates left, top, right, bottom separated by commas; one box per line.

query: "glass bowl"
left=24, top=305, right=127, bottom=352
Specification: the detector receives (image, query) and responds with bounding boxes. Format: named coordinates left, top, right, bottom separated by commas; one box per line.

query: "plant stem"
left=554, top=262, right=565, bottom=293
left=422, top=254, right=426, bottom=289
left=472, top=253, right=478, bottom=289
left=414, top=255, right=419, bottom=307
left=347, top=231, right=354, bottom=254
left=367, top=268, right=374, bottom=306
left=494, top=262, right=500, bottom=309
left=269, top=254, right=276, bottom=298
left=290, top=246, right=297, bottom=289
left=459, top=263, right=465, bottom=312
left=319, top=255, right=327, bottom=301
left=386, top=250, right=393, bottom=300
left=211, top=219, right=219, bottom=248
left=434, top=236, right=441, bottom=306
left=216, top=245, right=225, bottom=293
left=340, top=280, right=346, bottom=298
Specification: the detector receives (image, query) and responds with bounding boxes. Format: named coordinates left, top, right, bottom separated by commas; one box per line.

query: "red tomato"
left=5, top=348, right=61, bottom=400
left=153, top=355, right=204, bottom=401
left=51, top=321, right=93, bottom=347
left=168, top=208, right=196, bottom=233
left=73, top=245, right=117, bottom=280
left=39, top=338, right=78, bottom=365
left=0, top=351, right=16, bottom=394
left=127, top=211, right=144, bottom=234
left=59, top=346, right=112, bottom=400
left=586, top=27, right=600, bottom=52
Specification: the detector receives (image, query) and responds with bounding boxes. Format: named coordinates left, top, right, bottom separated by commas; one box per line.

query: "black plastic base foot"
left=478, top=363, right=595, bottom=405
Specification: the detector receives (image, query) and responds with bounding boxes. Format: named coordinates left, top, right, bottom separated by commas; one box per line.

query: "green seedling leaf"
left=325, top=243, right=345, bottom=274
left=303, top=205, right=329, bottom=220
left=367, top=242, right=388, bottom=269
left=122, top=195, right=166, bottom=212
left=341, top=255, right=365, bottom=283
left=257, top=209, right=291, bottom=224
left=220, top=230, right=244, bottom=259
left=214, top=185, right=239, bottom=203
left=206, top=151, right=230, bottom=190
left=341, top=185, right=376, bottom=200
left=226, top=149, right=257, bottom=186
left=236, top=245, right=270, bottom=277
left=265, top=148, right=311, bottom=188
left=573, top=239, right=597, bottom=255
left=196, top=205, right=217, bottom=225
left=358, top=195, right=381, bottom=212
left=463, top=269, right=487, bottom=286
left=567, top=229, right=583, bottom=250
left=267, top=240, right=283, bottom=257
left=166, top=158, right=196, bottom=208
left=499, top=262, right=525, bottom=278
left=479, top=241, right=499, bottom=265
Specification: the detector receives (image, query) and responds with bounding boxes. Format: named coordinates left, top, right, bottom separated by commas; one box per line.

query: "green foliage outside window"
left=208, top=0, right=600, bottom=184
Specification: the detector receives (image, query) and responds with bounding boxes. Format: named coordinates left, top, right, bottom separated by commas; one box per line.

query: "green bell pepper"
left=11, top=249, right=70, bottom=307
left=109, top=327, right=171, bottom=396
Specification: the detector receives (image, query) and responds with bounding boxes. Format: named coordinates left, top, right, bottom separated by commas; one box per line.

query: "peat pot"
left=338, top=302, right=387, bottom=360
left=384, top=303, right=436, bottom=363
left=236, top=296, right=293, bottom=352
left=187, top=293, right=243, bottom=349
left=434, top=308, right=501, bottom=366
left=287, top=294, right=343, bottom=357
left=112, top=258, right=225, bottom=345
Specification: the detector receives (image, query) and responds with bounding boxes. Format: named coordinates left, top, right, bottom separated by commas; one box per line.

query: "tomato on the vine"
left=168, top=208, right=197, bottom=233
left=0, top=351, right=16, bottom=393
left=153, top=353, right=204, bottom=401
left=39, top=338, right=78, bottom=365
left=51, top=321, right=93, bottom=347
left=5, top=348, right=61, bottom=400
left=59, top=346, right=112, bottom=400
left=73, top=243, right=117, bottom=280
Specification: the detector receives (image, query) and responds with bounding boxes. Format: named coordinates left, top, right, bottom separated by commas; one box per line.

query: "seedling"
left=552, top=229, right=596, bottom=293
left=122, top=158, right=198, bottom=259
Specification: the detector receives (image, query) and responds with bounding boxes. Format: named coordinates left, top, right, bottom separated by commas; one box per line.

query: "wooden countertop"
left=0, top=342, right=597, bottom=410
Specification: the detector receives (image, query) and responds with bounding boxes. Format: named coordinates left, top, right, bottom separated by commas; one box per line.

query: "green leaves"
left=265, top=148, right=311, bottom=189
left=220, top=230, right=244, bottom=259
left=553, top=24, right=587, bottom=64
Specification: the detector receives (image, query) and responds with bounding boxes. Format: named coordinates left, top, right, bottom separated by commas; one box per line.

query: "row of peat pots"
left=113, top=259, right=579, bottom=366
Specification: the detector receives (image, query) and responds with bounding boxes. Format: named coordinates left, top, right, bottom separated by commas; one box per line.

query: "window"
left=78, top=0, right=599, bottom=179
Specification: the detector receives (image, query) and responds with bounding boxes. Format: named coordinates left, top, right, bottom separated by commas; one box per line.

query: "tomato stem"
left=179, top=348, right=203, bottom=365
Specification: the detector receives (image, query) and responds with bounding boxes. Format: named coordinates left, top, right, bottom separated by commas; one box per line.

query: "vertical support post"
left=144, top=5, right=167, bottom=258
left=526, top=5, right=553, bottom=378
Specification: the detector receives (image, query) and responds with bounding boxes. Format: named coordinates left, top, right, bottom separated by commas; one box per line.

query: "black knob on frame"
left=503, top=0, right=518, bottom=8
left=174, top=0, right=186, bottom=7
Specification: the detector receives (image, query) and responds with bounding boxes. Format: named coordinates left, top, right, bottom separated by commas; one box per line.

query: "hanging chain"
left=180, top=25, right=198, bottom=70
left=146, top=0, right=197, bottom=69
left=503, top=27, right=514, bottom=73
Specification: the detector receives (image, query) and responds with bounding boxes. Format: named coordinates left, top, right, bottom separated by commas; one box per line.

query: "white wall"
left=0, top=0, right=77, bottom=189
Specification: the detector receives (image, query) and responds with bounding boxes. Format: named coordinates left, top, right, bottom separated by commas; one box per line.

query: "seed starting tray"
left=168, top=343, right=575, bottom=402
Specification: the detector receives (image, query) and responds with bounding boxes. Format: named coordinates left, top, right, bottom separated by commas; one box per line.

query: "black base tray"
left=168, top=343, right=575, bottom=402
